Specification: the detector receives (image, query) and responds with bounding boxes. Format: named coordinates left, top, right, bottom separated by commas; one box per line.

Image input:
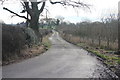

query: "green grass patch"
left=77, top=43, right=85, bottom=46
left=89, top=50, right=108, bottom=60
left=42, top=35, right=52, bottom=50
left=89, top=49, right=120, bottom=65
left=77, top=42, right=120, bottom=66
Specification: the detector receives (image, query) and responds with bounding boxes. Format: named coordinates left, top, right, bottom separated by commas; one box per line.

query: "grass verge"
left=42, top=34, right=52, bottom=50
left=77, top=43, right=120, bottom=67
left=77, top=42, right=120, bottom=77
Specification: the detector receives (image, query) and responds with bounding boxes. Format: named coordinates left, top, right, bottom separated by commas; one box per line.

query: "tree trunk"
left=30, top=14, right=39, bottom=31
left=107, top=38, right=110, bottom=49
left=98, top=35, right=101, bottom=46
left=91, top=38, right=94, bottom=44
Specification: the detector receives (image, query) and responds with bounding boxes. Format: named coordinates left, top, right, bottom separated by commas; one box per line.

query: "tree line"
left=57, top=15, right=118, bottom=51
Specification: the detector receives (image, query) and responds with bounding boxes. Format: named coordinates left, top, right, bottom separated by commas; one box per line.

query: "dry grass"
left=62, top=34, right=118, bottom=51
left=42, top=34, right=52, bottom=50
left=2, top=44, right=46, bottom=65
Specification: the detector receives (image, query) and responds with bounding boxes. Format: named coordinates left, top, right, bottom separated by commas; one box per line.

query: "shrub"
left=2, top=24, right=52, bottom=61
left=24, top=28, right=39, bottom=45
left=2, top=24, right=27, bottom=61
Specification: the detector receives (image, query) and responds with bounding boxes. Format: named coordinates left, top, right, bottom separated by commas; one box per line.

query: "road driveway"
left=2, top=31, right=118, bottom=78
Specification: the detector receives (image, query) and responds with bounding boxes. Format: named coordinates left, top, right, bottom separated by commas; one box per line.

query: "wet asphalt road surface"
left=2, top=31, right=118, bottom=78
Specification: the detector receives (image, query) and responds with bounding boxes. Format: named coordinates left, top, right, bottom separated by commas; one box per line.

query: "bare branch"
left=49, top=0, right=65, bottom=5
left=49, top=0, right=90, bottom=9
left=23, top=2, right=32, bottom=15
left=1, top=0, right=6, bottom=4
left=11, top=14, right=16, bottom=18
left=39, top=2, right=46, bottom=14
left=21, top=1, right=26, bottom=10
left=37, top=0, right=47, bottom=4
left=37, top=1, right=42, bottom=4
left=3, top=7, right=30, bottom=21
left=69, top=0, right=90, bottom=9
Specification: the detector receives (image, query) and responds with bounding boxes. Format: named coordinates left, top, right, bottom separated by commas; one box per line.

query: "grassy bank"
left=77, top=43, right=120, bottom=66
left=42, top=34, right=52, bottom=50
left=77, top=43, right=120, bottom=77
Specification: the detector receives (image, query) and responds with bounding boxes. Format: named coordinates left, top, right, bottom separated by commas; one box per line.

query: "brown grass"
left=62, top=34, right=118, bottom=51
left=3, top=44, right=46, bottom=65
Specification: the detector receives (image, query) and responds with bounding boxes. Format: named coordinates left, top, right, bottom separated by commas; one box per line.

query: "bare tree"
left=2, top=0, right=89, bottom=31
left=58, top=16, right=118, bottom=50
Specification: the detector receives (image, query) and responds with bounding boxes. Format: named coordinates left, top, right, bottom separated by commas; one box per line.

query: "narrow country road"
left=2, top=31, right=118, bottom=78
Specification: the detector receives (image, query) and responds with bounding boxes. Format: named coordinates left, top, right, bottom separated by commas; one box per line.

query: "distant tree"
left=56, top=16, right=64, bottom=24
left=2, top=0, right=89, bottom=31
left=56, top=19, right=60, bottom=25
left=58, top=17, right=118, bottom=50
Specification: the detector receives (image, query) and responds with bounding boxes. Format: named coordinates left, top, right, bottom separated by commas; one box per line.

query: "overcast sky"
left=0, top=0, right=119, bottom=24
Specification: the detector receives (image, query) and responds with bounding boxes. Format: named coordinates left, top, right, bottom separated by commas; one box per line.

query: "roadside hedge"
left=2, top=24, right=52, bottom=61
